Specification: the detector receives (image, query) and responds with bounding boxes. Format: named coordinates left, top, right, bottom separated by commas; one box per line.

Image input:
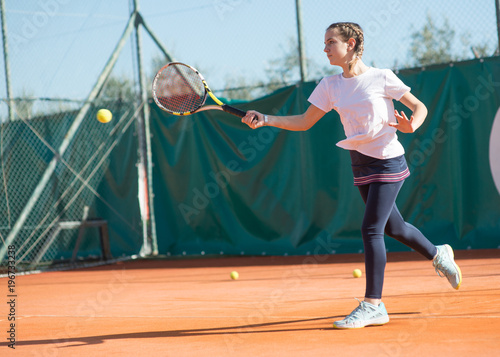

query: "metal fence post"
left=295, top=0, right=307, bottom=82
left=133, top=0, right=158, bottom=256
left=0, top=0, right=14, bottom=122
left=496, top=0, right=500, bottom=54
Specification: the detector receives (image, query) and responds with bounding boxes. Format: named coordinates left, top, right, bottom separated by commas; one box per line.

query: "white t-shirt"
left=308, top=67, right=410, bottom=159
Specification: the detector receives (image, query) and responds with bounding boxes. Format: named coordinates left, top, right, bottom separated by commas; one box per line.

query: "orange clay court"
left=1, top=249, right=499, bottom=356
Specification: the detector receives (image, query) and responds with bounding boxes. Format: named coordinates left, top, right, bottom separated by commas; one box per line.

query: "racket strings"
left=154, top=64, right=206, bottom=114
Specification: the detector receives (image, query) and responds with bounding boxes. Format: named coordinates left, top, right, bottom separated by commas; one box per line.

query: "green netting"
left=2, top=57, right=499, bottom=271
left=0, top=100, right=142, bottom=272
left=150, top=57, right=500, bottom=257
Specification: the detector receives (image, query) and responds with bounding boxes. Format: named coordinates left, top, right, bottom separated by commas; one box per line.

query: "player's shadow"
left=0, top=312, right=421, bottom=348
left=0, top=315, right=331, bottom=348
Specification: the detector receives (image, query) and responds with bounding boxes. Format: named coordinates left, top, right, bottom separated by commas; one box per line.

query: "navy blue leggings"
left=357, top=181, right=438, bottom=299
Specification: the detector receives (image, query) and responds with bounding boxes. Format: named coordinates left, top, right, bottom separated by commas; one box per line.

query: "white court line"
left=10, top=315, right=317, bottom=319
left=10, top=315, right=500, bottom=319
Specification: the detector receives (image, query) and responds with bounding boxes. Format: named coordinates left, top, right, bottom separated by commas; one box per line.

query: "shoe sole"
left=333, top=316, right=389, bottom=329
left=444, top=244, right=463, bottom=290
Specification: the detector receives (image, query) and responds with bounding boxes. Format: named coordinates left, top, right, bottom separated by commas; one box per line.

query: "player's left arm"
left=389, top=91, right=428, bottom=133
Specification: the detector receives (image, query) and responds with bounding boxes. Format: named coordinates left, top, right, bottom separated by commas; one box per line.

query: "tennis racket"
left=152, top=62, right=253, bottom=119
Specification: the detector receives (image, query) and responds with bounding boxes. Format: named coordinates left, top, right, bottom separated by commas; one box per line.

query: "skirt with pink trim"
left=349, top=150, right=410, bottom=186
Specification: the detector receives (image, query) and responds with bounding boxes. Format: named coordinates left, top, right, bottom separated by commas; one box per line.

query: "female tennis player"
left=241, top=22, right=462, bottom=329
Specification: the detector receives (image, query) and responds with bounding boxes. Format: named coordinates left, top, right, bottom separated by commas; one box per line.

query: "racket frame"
left=152, top=62, right=247, bottom=118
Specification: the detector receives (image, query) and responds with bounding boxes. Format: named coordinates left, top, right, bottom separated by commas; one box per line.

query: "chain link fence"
left=0, top=96, right=142, bottom=273
left=1, top=0, right=499, bottom=106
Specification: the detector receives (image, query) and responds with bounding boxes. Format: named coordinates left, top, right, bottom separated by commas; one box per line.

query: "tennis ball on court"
left=230, top=271, right=239, bottom=280
left=96, top=109, right=112, bottom=123
left=353, top=269, right=362, bottom=278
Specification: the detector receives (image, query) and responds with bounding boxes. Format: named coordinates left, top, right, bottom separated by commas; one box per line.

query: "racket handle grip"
left=221, top=104, right=247, bottom=118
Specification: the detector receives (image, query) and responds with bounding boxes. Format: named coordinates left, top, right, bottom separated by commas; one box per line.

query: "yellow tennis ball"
left=353, top=269, right=362, bottom=278
left=230, top=271, right=239, bottom=280
left=97, top=109, right=112, bottom=123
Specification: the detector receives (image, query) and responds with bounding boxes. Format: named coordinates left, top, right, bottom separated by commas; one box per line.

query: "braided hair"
left=326, top=22, right=364, bottom=71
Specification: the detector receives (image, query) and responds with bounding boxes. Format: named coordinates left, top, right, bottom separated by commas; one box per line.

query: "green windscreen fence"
left=150, top=56, right=500, bottom=257
left=1, top=57, right=499, bottom=271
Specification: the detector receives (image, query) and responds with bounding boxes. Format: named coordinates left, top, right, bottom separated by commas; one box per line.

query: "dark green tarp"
left=149, top=57, right=500, bottom=257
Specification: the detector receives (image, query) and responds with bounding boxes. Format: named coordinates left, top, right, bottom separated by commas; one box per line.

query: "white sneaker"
left=433, top=244, right=462, bottom=290
left=333, top=299, right=389, bottom=329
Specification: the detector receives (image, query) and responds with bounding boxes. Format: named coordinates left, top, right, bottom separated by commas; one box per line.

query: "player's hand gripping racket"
left=152, top=62, right=253, bottom=119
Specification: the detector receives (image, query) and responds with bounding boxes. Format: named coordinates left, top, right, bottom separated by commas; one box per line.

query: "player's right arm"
left=242, top=104, right=326, bottom=131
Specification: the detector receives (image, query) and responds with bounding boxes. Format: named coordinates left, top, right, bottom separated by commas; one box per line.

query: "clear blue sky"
left=0, top=0, right=498, bottom=102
